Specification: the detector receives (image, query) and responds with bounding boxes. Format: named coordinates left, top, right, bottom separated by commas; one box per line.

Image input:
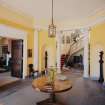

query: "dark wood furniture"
left=98, top=51, right=104, bottom=83
left=28, top=64, right=39, bottom=78
left=11, top=40, right=23, bottom=78
left=32, top=76, right=72, bottom=105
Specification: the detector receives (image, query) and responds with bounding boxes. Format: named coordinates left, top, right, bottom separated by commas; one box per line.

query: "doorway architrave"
left=0, top=24, right=27, bottom=79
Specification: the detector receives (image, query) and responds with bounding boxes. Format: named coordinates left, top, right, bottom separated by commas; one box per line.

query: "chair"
left=28, top=64, right=39, bottom=78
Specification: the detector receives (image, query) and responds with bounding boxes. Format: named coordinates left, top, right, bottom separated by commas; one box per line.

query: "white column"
left=23, top=37, right=27, bottom=79
left=83, top=29, right=89, bottom=78
left=56, top=31, right=62, bottom=73
left=34, top=30, right=39, bottom=70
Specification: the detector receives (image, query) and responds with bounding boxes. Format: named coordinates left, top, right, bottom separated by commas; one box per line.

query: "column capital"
left=56, top=31, right=63, bottom=42
left=81, top=27, right=91, bottom=34
left=56, top=30, right=63, bottom=36
left=34, top=24, right=48, bottom=31
left=83, top=73, right=89, bottom=78
left=34, top=28, right=41, bottom=32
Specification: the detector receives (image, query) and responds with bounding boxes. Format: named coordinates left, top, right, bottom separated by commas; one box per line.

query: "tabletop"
left=32, top=76, right=72, bottom=93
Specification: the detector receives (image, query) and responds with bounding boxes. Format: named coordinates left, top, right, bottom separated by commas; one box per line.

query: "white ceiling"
left=0, top=0, right=105, bottom=29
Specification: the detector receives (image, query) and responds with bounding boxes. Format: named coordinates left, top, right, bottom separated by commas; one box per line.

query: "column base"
left=83, top=74, right=89, bottom=79
left=57, top=68, right=61, bottom=74
left=102, top=82, right=105, bottom=87
left=90, top=76, right=99, bottom=80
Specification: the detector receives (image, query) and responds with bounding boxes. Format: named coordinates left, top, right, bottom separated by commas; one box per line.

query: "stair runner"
left=61, top=54, right=66, bottom=69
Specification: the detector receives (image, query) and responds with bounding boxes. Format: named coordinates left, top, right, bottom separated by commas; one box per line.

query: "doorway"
left=45, top=51, right=48, bottom=69
left=0, top=24, right=27, bottom=79
left=0, top=37, right=23, bottom=78
left=11, top=39, right=23, bottom=78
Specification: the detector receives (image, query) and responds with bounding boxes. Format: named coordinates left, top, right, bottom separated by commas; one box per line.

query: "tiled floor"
left=0, top=69, right=105, bottom=105
left=57, top=69, right=105, bottom=105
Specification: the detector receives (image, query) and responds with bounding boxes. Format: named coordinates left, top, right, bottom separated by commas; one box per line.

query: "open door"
left=11, top=40, right=23, bottom=78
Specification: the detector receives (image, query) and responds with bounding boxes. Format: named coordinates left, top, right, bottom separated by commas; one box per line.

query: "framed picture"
left=28, top=49, right=32, bottom=57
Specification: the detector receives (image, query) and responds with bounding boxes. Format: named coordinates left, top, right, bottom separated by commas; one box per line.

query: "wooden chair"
left=28, top=64, right=39, bottom=78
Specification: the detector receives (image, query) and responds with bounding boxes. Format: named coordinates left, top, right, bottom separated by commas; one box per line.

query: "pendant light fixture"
left=48, top=0, right=56, bottom=37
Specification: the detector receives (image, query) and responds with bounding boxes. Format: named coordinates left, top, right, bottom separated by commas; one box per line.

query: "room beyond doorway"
left=0, top=37, right=23, bottom=79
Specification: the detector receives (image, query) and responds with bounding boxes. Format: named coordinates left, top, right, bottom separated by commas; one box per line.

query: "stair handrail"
left=64, top=36, right=84, bottom=66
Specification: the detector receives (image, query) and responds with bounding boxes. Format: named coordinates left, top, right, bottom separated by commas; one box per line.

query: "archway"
left=41, top=44, right=56, bottom=71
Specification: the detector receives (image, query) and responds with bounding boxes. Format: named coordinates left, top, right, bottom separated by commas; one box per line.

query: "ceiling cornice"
left=0, top=4, right=34, bottom=22
left=1, top=1, right=105, bottom=31
left=57, top=7, right=105, bottom=30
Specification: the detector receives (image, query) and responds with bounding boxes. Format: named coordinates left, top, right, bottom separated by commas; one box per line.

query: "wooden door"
left=11, top=40, right=23, bottom=78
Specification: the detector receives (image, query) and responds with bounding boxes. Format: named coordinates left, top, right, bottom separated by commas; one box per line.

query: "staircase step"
left=61, top=54, right=67, bottom=68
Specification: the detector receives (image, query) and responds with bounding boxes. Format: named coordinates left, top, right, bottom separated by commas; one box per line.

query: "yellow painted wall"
left=90, top=22, right=105, bottom=80
left=38, top=30, right=56, bottom=72
left=0, top=5, right=35, bottom=76
left=27, top=30, right=34, bottom=68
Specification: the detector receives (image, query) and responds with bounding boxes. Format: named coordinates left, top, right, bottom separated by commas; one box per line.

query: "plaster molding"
left=0, top=3, right=34, bottom=21
left=1, top=0, right=105, bottom=30
left=0, top=24, right=27, bottom=39
left=34, top=13, right=105, bottom=31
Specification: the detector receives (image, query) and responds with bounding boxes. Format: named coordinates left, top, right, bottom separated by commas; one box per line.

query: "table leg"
left=50, top=92, right=56, bottom=103
left=37, top=93, right=64, bottom=105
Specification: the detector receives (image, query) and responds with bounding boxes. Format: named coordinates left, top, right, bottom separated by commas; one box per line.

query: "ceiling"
left=0, top=0, right=105, bottom=29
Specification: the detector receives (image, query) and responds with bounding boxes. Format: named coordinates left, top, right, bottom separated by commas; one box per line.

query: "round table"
left=32, top=76, right=72, bottom=105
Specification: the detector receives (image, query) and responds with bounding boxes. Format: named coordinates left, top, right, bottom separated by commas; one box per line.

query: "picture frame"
left=28, top=49, right=32, bottom=57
